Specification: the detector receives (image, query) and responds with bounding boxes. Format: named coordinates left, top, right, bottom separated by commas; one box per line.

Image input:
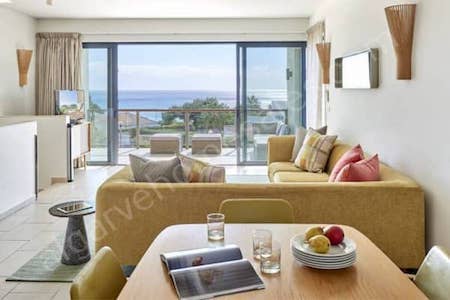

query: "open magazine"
left=161, top=245, right=265, bottom=300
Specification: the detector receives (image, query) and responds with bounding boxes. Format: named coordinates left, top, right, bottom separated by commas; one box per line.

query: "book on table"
left=160, top=245, right=265, bottom=300
left=56, top=202, right=92, bottom=214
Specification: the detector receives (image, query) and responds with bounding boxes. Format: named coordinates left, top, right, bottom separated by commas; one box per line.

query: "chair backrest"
left=414, top=246, right=450, bottom=300
left=70, top=246, right=127, bottom=300
left=219, top=198, right=295, bottom=223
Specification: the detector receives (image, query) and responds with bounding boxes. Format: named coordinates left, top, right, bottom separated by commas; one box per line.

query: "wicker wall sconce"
left=17, top=49, right=33, bottom=87
left=316, top=42, right=331, bottom=84
left=385, top=4, right=416, bottom=80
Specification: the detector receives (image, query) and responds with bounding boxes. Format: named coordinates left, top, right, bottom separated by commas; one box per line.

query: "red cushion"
left=329, top=144, right=364, bottom=182
left=335, top=154, right=380, bottom=182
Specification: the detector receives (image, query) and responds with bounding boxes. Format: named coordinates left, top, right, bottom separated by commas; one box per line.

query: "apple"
left=324, top=225, right=344, bottom=245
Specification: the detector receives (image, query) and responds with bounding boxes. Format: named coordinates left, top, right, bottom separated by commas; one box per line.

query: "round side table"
left=49, top=201, right=95, bottom=265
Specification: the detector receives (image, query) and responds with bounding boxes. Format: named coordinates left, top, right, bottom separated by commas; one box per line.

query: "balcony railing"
left=118, top=108, right=288, bottom=149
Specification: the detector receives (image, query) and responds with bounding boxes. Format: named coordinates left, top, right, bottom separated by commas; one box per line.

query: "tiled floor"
left=0, top=166, right=123, bottom=300
left=0, top=164, right=268, bottom=299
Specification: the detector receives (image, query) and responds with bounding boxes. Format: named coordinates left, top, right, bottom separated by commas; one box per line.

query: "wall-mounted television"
left=55, top=90, right=85, bottom=122
left=335, top=48, right=379, bottom=89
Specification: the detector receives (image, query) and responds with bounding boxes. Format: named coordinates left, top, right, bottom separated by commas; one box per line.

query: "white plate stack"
left=291, top=234, right=357, bottom=270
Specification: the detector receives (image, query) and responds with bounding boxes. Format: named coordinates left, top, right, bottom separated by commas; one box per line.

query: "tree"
left=246, top=95, right=265, bottom=117
left=86, top=96, right=107, bottom=147
left=86, top=96, right=105, bottom=125
left=247, top=95, right=262, bottom=110
left=162, top=97, right=234, bottom=133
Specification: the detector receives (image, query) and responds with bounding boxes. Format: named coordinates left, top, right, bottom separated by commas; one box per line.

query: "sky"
left=87, top=44, right=290, bottom=91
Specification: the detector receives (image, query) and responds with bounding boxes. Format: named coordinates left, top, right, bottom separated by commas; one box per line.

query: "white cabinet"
left=0, top=116, right=91, bottom=188
left=68, top=122, right=91, bottom=180
left=71, top=122, right=91, bottom=160
left=0, top=121, right=37, bottom=219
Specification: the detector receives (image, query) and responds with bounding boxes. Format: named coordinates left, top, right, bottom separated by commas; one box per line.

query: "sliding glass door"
left=82, top=44, right=118, bottom=164
left=237, top=43, right=306, bottom=165
left=82, top=42, right=305, bottom=166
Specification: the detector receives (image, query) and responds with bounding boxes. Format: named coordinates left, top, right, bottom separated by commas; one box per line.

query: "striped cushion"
left=178, top=154, right=225, bottom=183
left=294, top=130, right=337, bottom=173
left=200, top=165, right=226, bottom=183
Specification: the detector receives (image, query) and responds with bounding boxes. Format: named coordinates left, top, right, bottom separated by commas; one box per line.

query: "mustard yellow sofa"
left=96, top=136, right=425, bottom=269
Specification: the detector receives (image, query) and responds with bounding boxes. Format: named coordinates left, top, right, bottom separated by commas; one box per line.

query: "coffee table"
left=118, top=224, right=426, bottom=299
left=49, top=201, right=95, bottom=265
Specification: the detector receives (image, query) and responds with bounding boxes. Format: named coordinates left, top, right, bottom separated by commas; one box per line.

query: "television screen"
left=335, top=49, right=379, bottom=89
left=55, top=90, right=85, bottom=121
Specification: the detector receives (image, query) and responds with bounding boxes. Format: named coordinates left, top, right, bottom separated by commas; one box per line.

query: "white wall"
left=36, top=18, right=308, bottom=42
left=311, top=0, right=450, bottom=250
left=0, top=121, right=36, bottom=219
left=0, top=7, right=36, bottom=115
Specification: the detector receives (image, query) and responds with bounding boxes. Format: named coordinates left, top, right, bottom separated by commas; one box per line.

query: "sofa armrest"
left=267, top=135, right=295, bottom=165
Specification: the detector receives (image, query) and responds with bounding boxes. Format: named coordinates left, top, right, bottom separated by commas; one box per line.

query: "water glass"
left=207, top=213, right=225, bottom=240
left=260, top=240, right=281, bottom=274
left=252, top=229, right=272, bottom=260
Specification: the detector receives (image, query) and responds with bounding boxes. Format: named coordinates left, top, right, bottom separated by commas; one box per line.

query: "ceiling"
left=2, top=0, right=323, bottom=19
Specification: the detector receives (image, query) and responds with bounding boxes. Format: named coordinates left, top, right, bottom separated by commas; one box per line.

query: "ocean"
left=89, top=90, right=288, bottom=110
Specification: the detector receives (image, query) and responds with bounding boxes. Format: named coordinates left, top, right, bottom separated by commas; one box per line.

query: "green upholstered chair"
left=219, top=198, right=294, bottom=223
left=70, top=246, right=127, bottom=300
left=414, top=246, right=450, bottom=300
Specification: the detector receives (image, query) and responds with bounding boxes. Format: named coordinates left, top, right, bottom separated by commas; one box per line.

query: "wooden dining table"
left=118, top=224, right=426, bottom=299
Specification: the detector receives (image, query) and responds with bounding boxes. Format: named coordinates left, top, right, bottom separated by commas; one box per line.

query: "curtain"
left=36, top=33, right=82, bottom=115
left=306, top=22, right=326, bottom=128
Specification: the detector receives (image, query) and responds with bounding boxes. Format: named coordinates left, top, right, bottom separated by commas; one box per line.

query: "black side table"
left=49, top=201, right=95, bottom=265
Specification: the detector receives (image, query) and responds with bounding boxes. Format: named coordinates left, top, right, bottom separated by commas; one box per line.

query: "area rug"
left=6, top=234, right=93, bottom=282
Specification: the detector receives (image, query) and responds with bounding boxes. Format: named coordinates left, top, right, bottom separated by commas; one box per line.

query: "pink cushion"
left=335, top=154, right=380, bottom=182
left=329, top=144, right=364, bottom=182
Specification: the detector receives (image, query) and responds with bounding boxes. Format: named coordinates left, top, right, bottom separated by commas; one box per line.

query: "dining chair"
left=70, top=246, right=127, bottom=300
left=414, top=245, right=450, bottom=300
left=219, top=198, right=295, bottom=223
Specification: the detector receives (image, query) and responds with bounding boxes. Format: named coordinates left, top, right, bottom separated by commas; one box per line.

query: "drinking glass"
left=260, top=240, right=281, bottom=274
left=207, top=213, right=225, bottom=240
left=252, top=229, right=272, bottom=260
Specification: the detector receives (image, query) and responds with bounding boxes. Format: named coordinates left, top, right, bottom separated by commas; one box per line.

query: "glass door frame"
left=83, top=43, right=119, bottom=165
left=236, top=42, right=307, bottom=166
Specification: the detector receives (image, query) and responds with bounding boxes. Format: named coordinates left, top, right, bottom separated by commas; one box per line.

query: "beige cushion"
left=129, top=154, right=185, bottom=183
left=273, top=171, right=329, bottom=183
left=326, top=142, right=353, bottom=174
left=269, top=162, right=302, bottom=179
left=291, top=126, right=327, bottom=161
left=294, top=129, right=337, bottom=173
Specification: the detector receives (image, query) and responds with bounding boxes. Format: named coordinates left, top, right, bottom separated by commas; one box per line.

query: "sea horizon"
left=89, top=89, right=288, bottom=111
